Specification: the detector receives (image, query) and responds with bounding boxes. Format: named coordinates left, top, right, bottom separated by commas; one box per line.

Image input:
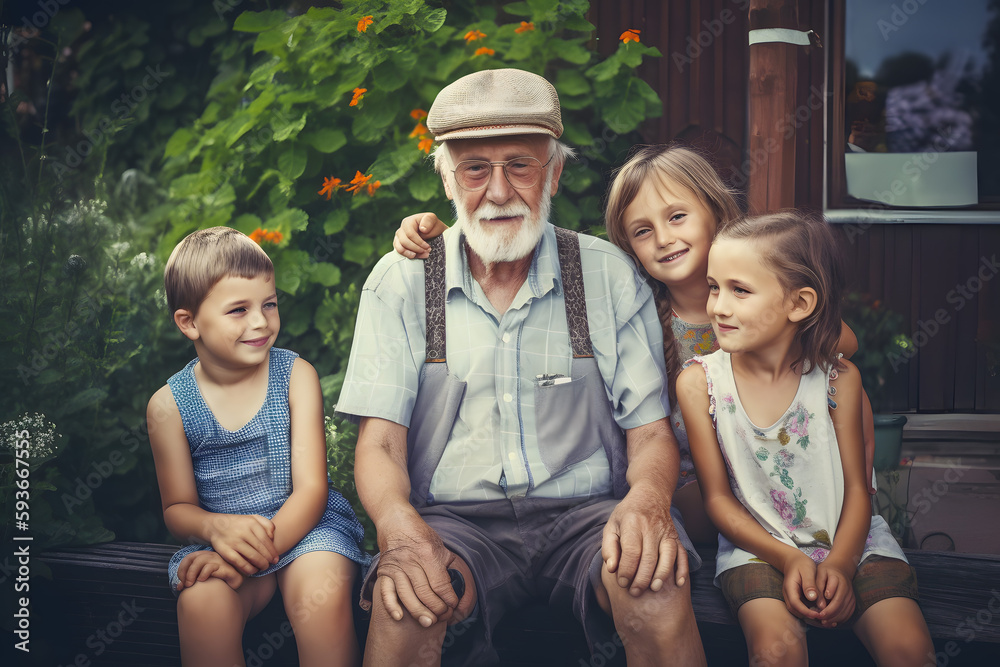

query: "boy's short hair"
left=164, top=227, right=274, bottom=314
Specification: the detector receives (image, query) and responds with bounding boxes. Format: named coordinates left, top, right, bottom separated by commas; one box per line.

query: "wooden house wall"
left=589, top=0, right=999, bottom=412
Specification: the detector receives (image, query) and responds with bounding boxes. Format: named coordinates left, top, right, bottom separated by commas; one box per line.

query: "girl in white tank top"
left=677, top=212, right=932, bottom=666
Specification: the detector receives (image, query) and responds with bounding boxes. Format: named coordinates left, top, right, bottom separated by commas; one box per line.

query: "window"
left=827, top=0, right=1000, bottom=218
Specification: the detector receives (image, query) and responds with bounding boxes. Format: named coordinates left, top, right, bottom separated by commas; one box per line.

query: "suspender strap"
left=424, top=235, right=447, bottom=363
left=422, top=228, right=593, bottom=362
left=553, top=227, right=594, bottom=358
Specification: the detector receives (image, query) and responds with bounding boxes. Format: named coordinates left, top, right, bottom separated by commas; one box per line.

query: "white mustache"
left=473, top=201, right=531, bottom=221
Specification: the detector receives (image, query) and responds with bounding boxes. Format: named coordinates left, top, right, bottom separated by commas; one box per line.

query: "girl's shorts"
left=718, top=555, right=919, bottom=625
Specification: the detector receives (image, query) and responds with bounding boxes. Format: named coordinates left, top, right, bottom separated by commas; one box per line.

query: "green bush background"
left=1, top=0, right=663, bottom=553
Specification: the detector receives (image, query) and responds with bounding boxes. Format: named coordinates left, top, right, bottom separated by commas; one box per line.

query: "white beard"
left=453, top=171, right=553, bottom=265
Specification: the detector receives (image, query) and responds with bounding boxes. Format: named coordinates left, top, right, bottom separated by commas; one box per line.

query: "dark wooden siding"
left=590, top=0, right=749, bottom=181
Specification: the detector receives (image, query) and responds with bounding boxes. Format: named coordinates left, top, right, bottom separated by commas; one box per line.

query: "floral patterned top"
left=685, top=350, right=905, bottom=584
left=671, top=316, right=719, bottom=490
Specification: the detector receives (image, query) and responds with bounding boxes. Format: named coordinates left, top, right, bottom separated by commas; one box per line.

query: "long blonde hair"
left=604, top=145, right=742, bottom=405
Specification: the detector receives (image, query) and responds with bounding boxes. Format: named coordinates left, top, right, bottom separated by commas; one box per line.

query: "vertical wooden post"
left=747, top=0, right=799, bottom=213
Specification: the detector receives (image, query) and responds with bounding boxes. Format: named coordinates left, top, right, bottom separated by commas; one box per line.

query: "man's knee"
left=601, top=565, right=694, bottom=637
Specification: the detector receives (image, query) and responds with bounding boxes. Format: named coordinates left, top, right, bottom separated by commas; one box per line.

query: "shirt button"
left=508, top=452, right=517, bottom=462
left=503, top=393, right=513, bottom=402
left=502, top=333, right=511, bottom=343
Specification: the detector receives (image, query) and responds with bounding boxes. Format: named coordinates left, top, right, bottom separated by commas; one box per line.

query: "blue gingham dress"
left=166, top=347, right=370, bottom=591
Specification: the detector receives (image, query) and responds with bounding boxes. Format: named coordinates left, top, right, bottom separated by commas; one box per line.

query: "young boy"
left=147, top=227, right=369, bottom=667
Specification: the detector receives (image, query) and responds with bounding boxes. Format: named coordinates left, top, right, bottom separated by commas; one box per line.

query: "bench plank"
left=34, top=542, right=1000, bottom=666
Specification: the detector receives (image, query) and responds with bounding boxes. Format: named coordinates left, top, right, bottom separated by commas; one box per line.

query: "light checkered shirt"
left=336, top=223, right=670, bottom=502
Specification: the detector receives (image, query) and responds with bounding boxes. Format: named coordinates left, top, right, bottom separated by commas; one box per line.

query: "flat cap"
left=427, top=68, right=562, bottom=141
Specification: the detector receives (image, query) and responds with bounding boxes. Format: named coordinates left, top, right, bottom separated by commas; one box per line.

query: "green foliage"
left=842, top=292, right=915, bottom=412
left=3, top=0, right=663, bottom=548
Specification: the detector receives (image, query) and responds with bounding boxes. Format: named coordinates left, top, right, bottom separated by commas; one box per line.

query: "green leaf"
left=586, top=52, right=622, bottom=81
left=234, top=10, right=288, bottom=33
left=527, top=0, right=560, bottom=17
left=552, top=194, right=581, bottom=229
left=343, top=236, right=375, bottom=265
left=503, top=2, right=532, bottom=17
left=271, top=113, right=308, bottom=142
left=302, top=128, right=347, bottom=154
left=63, top=388, right=108, bottom=414
left=278, top=144, right=308, bottom=179
left=232, top=214, right=263, bottom=235
left=601, top=79, right=651, bottom=134
left=417, top=7, right=447, bottom=32
left=121, top=49, right=144, bottom=70
left=554, top=39, right=591, bottom=65
left=164, top=128, right=194, bottom=158
left=324, top=209, right=349, bottom=235
left=555, top=69, right=590, bottom=97
left=266, top=207, right=310, bottom=233
left=564, top=16, right=596, bottom=32
left=308, top=262, right=342, bottom=287
left=370, top=143, right=425, bottom=185
left=408, top=167, right=442, bottom=201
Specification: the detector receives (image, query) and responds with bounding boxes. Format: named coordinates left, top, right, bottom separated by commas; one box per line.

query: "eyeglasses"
left=451, top=156, right=552, bottom=191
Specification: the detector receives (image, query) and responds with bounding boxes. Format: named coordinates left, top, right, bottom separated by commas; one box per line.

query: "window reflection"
left=845, top=0, right=998, bottom=201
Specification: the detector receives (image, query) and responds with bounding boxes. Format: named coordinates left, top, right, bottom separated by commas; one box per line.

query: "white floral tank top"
left=686, top=350, right=905, bottom=584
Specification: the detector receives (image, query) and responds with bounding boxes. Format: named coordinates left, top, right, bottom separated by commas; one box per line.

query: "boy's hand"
left=781, top=552, right=823, bottom=622
left=206, top=513, right=279, bottom=575
left=815, top=559, right=857, bottom=627
left=176, top=550, right=245, bottom=591
left=393, top=213, right=448, bottom=259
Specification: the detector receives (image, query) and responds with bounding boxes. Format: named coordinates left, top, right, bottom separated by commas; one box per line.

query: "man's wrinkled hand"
left=376, top=512, right=473, bottom=627
left=601, top=484, right=688, bottom=596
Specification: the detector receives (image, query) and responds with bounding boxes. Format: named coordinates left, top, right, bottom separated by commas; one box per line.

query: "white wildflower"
left=1, top=413, right=60, bottom=460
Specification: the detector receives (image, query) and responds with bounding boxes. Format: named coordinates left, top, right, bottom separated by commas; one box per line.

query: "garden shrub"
left=2, top=0, right=663, bottom=551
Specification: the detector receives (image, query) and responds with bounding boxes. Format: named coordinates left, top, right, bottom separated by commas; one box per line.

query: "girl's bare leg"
left=277, top=551, right=361, bottom=667
left=177, top=574, right=276, bottom=667
left=737, top=598, right=809, bottom=667
left=853, top=597, right=934, bottom=667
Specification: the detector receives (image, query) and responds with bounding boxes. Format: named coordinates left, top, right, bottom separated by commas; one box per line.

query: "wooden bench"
left=34, top=543, right=1000, bottom=666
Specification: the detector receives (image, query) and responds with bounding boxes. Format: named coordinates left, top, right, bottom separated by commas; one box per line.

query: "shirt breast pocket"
left=534, top=373, right=606, bottom=475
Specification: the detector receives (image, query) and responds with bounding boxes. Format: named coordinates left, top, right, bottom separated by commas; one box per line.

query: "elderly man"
left=336, top=69, right=706, bottom=666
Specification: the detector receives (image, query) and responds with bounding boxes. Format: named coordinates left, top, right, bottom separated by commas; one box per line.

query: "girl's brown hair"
left=715, top=211, right=845, bottom=373
left=164, top=227, right=274, bottom=314
left=603, top=145, right=742, bottom=405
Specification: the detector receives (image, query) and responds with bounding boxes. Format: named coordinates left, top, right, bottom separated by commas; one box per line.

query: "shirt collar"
left=444, top=222, right=562, bottom=301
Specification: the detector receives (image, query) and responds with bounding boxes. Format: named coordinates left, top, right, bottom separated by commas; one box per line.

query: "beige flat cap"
left=427, top=68, right=563, bottom=141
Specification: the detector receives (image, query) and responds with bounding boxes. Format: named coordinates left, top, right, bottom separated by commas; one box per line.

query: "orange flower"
left=409, top=122, right=429, bottom=138
left=410, top=108, right=428, bottom=120
left=349, top=87, right=367, bottom=107
left=464, top=29, right=487, bottom=42
left=474, top=46, right=495, bottom=56
left=345, top=170, right=378, bottom=196
left=620, top=29, right=641, bottom=44
left=418, top=137, right=434, bottom=153
left=318, top=176, right=342, bottom=200
left=357, top=15, right=374, bottom=33
left=249, top=228, right=283, bottom=245
left=514, top=21, right=534, bottom=34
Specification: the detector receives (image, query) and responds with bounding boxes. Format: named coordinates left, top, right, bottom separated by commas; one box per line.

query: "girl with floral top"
left=677, top=212, right=932, bottom=666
